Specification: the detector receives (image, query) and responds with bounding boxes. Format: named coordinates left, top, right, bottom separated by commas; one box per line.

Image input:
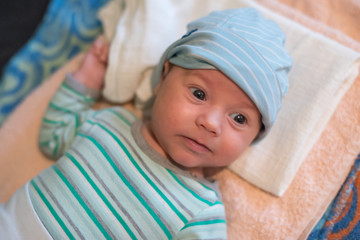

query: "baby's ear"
left=161, top=61, right=172, bottom=80
left=155, top=61, right=172, bottom=95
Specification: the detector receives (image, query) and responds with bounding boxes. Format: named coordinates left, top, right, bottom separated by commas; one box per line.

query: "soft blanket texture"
left=0, top=0, right=359, bottom=239
left=99, top=0, right=360, bottom=196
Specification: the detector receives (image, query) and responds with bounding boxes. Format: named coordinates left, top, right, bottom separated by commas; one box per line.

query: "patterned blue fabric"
left=308, top=154, right=360, bottom=240
left=151, top=8, right=293, bottom=141
left=0, top=0, right=110, bottom=124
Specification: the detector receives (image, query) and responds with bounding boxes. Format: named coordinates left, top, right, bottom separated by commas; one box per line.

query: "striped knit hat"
left=151, top=8, right=292, bottom=141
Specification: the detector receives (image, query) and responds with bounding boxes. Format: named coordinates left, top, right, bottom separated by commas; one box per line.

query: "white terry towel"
left=98, top=0, right=360, bottom=196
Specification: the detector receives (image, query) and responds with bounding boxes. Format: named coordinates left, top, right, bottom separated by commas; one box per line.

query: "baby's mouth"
left=182, top=136, right=212, bottom=153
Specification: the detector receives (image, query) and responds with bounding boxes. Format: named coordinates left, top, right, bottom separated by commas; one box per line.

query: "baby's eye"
left=230, top=113, right=247, bottom=125
left=190, top=87, right=206, bottom=101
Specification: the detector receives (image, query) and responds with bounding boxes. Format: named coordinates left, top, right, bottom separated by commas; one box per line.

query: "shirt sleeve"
left=174, top=202, right=227, bottom=240
left=38, top=73, right=100, bottom=159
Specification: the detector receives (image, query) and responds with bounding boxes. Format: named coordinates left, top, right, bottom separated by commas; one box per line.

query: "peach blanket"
left=0, top=0, right=359, bottom=239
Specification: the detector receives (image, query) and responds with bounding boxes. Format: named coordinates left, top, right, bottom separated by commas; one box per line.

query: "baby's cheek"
left=220, top=134, right=248, bottom=165
left=169, top=101, right=194, bottom=123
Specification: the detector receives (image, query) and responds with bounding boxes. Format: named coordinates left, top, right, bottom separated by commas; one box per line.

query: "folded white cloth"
left=98, top=0, right=360, bottom=196
left=99, top=0, right=248, bottom=103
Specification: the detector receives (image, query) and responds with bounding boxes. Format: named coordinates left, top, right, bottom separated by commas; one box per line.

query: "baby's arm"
left=39, top=37, right=110, bottom=159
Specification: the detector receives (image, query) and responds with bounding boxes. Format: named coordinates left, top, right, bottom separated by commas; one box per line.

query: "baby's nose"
left=196, top=109, right=222, bottom=136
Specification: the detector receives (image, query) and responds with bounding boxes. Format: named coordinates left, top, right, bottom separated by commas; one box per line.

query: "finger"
left=100, top=43, right=110, bottom=63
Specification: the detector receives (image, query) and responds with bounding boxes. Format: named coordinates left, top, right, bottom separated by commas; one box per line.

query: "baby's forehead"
left=179, top=67, right=255, bottom=102
left=182, top=67, right=236, bottom=86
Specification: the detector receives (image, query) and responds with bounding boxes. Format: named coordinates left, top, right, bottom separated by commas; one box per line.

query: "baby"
left=0, top=8, right=292, bottom=239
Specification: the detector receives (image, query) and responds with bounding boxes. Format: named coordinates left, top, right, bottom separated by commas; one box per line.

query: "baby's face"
left=145, top=63, right=262, bottom=169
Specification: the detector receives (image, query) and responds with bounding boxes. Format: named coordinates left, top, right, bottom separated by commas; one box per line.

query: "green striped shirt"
left=30, top=75, right=227, bottom=239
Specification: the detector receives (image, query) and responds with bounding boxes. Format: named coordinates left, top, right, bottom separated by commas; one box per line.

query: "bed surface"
left=0, top=0, right=359, bottom=239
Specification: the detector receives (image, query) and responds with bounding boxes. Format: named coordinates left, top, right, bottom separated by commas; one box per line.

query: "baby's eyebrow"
left=187, top=70, right=213, bottom=82
left=240, top=108, right=259, bottom=117
left=232, top=99, right=257, bottom=109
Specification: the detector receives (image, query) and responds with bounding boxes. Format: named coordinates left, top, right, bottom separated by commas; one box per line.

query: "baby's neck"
left=188, top=167, right=205, bottom=178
